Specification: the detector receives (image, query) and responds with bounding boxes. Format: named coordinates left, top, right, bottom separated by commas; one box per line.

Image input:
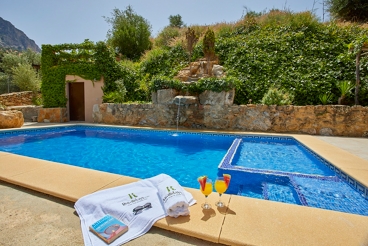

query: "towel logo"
left=128, top=193, right=138, bottom=199
left=162, top=190, right=184, bottom=203
left=166, top=186, right=176, bottom=192
left=122, top=194, right=149, bottom=206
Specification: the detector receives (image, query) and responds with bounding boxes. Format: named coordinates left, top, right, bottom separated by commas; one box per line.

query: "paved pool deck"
left=1, top=123, right=368, bottom=246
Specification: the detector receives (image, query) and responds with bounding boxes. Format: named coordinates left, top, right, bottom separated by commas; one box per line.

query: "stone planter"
left=199, top=89, right=235, bottom=106
left=152, top=89, right=178, bottom=105
left=38, top=108, right=68, bottom=123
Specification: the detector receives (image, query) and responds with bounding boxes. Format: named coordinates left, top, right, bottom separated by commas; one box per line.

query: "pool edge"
left=1, top=123, right=368, bottom=245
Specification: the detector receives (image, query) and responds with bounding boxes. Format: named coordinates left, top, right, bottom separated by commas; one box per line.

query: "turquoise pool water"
left=0, top=126, right=233, bottom=188
left=219, top=138, right=368, bottom=216
left=0, top=125, right=367, bottom=216
left=232, top=138, right=335, bottom=176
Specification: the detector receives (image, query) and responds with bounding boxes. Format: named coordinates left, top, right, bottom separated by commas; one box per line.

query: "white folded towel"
left=74, top=174, right=195, bottom=246
left=147, top=174, right=196, bottom=207
left=157, top=176, right=191, bottom=218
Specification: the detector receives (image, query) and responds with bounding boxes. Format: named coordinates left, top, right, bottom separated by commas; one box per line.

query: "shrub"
left=319, top=92, right=334, bottom=105
left=336, top=80, right=354, bottom=104
left=194, top=76, right=239, bottom=93
left=32, top=93, right=43, bottom=106
left=140, top=44, right=187, bottom=79
left=102, top=79, right=127, bottom=103
left=149, top=75, right=182, bottom=92
left=12, top=63, right=41, bottom=92
left=261, top=87, right=294, bottom=105
left=326, top=0, right=368, bottom=22
left=155, top=26, right=181, bottom=48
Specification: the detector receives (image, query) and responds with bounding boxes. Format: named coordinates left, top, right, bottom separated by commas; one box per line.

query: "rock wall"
left=7, top=105, right=41, bottom=122
left=38, top=108, right=68, bottom=123
left=92, top=89, right=368, bottom=137
left=93, top=103, right=368, bottom=137
left=0, top=91, right=33, bottom=106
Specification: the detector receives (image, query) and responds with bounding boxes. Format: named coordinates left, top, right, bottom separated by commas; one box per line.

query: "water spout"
left=175, top=97, right=181, bottom=134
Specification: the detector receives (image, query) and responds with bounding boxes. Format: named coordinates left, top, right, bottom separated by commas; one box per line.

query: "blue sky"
left=1, top=0, right=328, bottom=47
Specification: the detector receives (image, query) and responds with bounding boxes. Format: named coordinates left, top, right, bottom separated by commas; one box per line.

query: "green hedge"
left=41, top=40, right=142, bottom=107
left=149, top=75, right=239, bottom=95
left=215, top=13, right=368, bottom=105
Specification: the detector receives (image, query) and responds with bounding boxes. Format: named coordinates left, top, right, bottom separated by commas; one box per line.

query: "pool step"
left=262, top=182, right=301, bottom=205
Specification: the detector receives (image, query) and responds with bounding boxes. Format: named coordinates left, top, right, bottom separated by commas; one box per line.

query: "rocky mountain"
left=0, top=17, right=41, bottom=52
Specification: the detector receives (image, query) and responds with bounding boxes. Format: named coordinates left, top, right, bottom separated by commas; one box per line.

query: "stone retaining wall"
left=93, top=103, right=368, bottom=137
left=0, top=91, right=33, bottom=106
left=38, top=108, right=68, bottom=123
left=7, top=105, right=41, bottom=122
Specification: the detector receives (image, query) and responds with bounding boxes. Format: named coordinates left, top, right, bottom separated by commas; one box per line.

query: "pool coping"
left=1, top=123, right=368, bottom=246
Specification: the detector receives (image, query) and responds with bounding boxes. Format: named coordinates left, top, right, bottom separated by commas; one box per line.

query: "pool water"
left=232, top=138, right=335, bottom=176
left=0, top=127, right=233, bottom=188
left=219, top=138, right=368, bottom=216
left=0, top=126, right=367, bottom=216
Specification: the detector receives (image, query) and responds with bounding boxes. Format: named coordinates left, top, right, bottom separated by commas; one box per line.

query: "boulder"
left=0, top=110, right=24, bottom=128
left=212, top=65, right=224, bottom=78
left=189, top=62, right=200, bottom=75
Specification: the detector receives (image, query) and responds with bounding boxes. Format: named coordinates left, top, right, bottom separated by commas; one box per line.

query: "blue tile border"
left=289, top=176, right=309, bottom=206
left=0, top=124, right=238, bottom=139
left=262, top=182, right=269, bottom=200
left=217, top=138, right=242, bottom=169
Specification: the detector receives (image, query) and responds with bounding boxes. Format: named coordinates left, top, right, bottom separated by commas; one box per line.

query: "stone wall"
left=0, top=91, right=33, bottom=106
left=93, top=103, right=368, bottom=137
left=7, top=105, right=41, bottom=122
left=38, top=108, right=68, bottom=123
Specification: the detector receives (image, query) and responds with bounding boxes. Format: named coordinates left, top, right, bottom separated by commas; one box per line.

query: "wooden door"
left=69, top=82, right=85, bottom=121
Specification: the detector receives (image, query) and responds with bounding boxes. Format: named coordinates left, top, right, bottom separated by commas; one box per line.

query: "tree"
left=326, top=0, right=368, bottom=22
left=21, top=48, right=41, bottom=65
left=0, top=51, right=28, bottom=74
left=185, top=27, right=199, bottom=63
left=12, top=63, right=41, bottom=92
left=155, top=26, right=180, bottom=48
left=105, top=6, right=152, bottom=60
left=203, top=28, right=216, bottom=75
left=169, top=14, right=184, bottom=28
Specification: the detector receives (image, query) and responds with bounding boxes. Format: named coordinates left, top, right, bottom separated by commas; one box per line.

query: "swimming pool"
left=0, top=126, right=233, bottom=188
left=219, top=137, right=368, bottom=216
left=0, top=125, right=367, bottom=216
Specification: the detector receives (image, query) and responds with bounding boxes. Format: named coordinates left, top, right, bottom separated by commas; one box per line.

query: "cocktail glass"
left=215, top=177, right=228, bottom=207
left=199, top=178, right=213, bottom=209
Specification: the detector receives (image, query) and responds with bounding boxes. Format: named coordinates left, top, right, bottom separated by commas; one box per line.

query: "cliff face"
left=0, top=17, right=41, bottom=52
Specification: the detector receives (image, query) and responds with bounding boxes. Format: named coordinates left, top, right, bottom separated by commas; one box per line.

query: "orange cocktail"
left=215, top=174, right=231, bottom=207
left=201, top=182, right=213, bottom=196
left=198, top=176, right=212, bottom=209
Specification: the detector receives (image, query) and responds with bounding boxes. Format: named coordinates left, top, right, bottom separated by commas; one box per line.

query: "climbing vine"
left=41, top=40, right=124, bottom=107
